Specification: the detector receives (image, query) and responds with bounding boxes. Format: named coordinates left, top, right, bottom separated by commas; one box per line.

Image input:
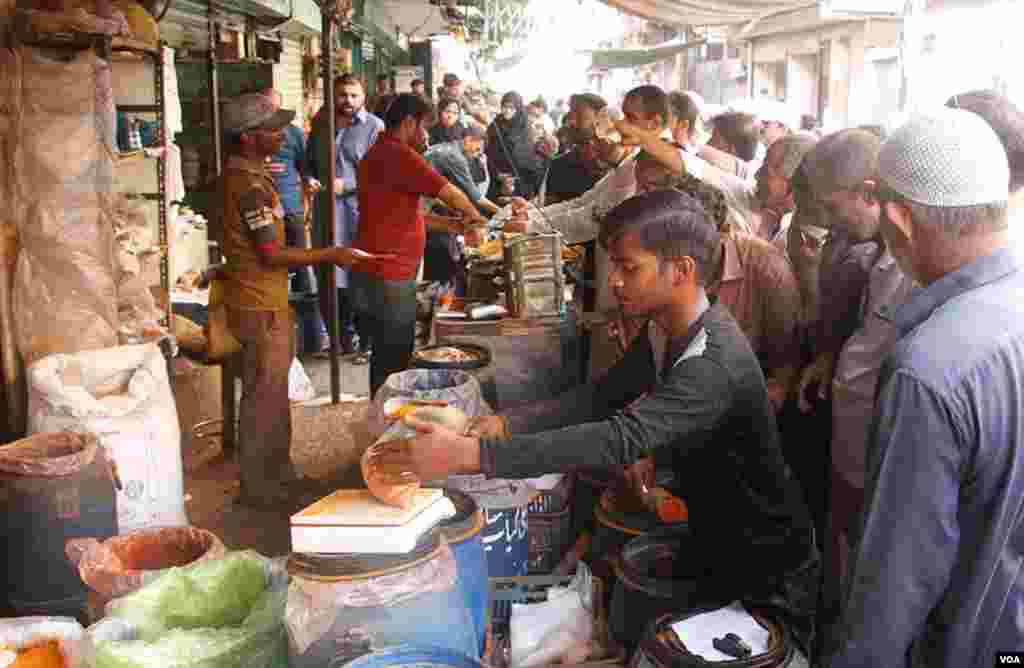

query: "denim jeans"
left=350, top=271, right=418, bottom=396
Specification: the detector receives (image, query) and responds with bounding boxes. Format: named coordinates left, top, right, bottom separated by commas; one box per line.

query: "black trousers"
left=350, top=272, right=417, bottom=396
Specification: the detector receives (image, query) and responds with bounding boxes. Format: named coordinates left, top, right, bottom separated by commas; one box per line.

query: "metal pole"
left=209, top=10, right=222, bottom=176
left=322, top=10, right=342, bottom=404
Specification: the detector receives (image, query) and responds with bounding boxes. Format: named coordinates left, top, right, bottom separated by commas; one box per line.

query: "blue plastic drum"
left=438, top=490, right=489, bottom=656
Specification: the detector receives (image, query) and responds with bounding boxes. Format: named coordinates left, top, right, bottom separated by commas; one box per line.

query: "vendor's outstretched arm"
left=482, top=355, right=732, bottom=478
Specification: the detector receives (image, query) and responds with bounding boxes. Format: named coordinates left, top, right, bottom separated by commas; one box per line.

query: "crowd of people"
left=215, top=71, right=1024, bottom=666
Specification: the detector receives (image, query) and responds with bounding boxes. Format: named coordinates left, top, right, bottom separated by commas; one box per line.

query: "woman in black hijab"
left=485, top=91, right=545, bottom=199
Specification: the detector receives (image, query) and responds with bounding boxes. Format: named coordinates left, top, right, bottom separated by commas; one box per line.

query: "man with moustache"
left=308, top=73, right=384, bottom=359
left=830, top=109, right=1024, bottom=668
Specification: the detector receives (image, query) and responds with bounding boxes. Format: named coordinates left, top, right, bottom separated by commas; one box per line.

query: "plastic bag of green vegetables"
left=89, top=551, right=289, bottom=668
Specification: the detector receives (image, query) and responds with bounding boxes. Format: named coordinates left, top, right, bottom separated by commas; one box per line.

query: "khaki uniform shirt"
left=219, top=155, right=289, bottom=311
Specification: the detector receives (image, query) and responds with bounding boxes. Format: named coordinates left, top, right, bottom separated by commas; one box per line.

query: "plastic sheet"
left=2, top=46, right=119, bottom=365
left=0, top=617, right=93, bottom=668
left=91, top=554, right=289, bottom=668
left=285, top=543, right=465, bottom=656
left=0, top=431, right=98, bottom=477
left=65, top=527, right=227, bottom=601
left=368, top=369, right=491, bottom=439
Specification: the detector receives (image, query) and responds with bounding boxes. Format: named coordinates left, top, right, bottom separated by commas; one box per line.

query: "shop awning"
left=592, top=0, right=898, bottom=28
left=594, top=0, right=815, bottom=28
left=586, top=37, right=704, bottom=69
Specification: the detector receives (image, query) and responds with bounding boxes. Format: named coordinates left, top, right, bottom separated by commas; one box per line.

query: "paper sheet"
left=670, top=601, right=770, bottom=661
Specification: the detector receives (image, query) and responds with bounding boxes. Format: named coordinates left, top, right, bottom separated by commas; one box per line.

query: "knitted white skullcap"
left=879, top=108, right=1010, bottom=207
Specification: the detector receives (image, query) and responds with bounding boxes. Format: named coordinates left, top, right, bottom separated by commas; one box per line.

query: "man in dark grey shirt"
left=375, top=189, right=816, bottom=642
left=830, top=109, right=1024, bottom=667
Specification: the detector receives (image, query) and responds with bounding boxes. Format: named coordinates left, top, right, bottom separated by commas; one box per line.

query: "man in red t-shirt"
left=353, top=93, right=488, bottom=393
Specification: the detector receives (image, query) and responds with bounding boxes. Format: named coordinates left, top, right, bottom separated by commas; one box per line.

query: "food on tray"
left=414, top=346, right=480, bottom=364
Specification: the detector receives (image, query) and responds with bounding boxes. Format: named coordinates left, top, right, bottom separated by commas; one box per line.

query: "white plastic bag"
left=27, top=343, right=187, bottom=532
left=288, top=358, right=316, bottom=403
left=509, top=566, right=595, bottom=668
left=369, top=369, right=491, bottom=438
left=0, top=617, right=93, bottom=668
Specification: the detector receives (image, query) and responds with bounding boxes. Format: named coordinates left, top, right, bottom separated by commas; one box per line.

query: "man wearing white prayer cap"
left=830, top=108, right=1024, bottom=668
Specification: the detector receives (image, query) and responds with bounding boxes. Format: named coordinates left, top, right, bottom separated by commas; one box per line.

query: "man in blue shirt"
left=424, top=125, right=499, bottom=291
left=308, top=74, right=384, bottom=359
left=830, top=109, right=1024, bottom=667
left=264, top=88, right=327, bottom=355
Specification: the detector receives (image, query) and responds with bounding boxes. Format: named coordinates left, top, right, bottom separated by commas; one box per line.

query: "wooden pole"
left=322, top=9, right=342, bottom=404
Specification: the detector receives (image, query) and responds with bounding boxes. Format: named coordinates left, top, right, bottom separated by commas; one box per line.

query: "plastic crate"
left=486, top=574, right=623, bottom=668
left=527, top=474, right=575, bottom=514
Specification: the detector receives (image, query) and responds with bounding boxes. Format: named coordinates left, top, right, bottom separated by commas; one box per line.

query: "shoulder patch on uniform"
left=238, top=187, right=276, bottom=232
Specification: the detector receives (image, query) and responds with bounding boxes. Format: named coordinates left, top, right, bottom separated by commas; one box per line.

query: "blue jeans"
left=350, top=272, right=418, bottom=396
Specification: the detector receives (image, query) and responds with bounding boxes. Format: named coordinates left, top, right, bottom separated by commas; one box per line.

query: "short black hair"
left=383, top=93, right=434, bottom=130
left=598, top=189, right=720, bottom=286
left=668, top=91, right=700, bottom=130
left=411, top=79, right=424, bottom=88
left=377, top=74, right=389, bottom=83
left=947, top=89, right=1024, bottom=193
left=711, top=111, right=759, bottom=161
left=623, top=85, right=670, bottom=128
left=334, top=73, right=363, bottom=90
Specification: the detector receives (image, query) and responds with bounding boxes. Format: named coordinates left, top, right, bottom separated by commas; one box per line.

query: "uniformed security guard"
left=218, top=92, right=388, bottom=507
